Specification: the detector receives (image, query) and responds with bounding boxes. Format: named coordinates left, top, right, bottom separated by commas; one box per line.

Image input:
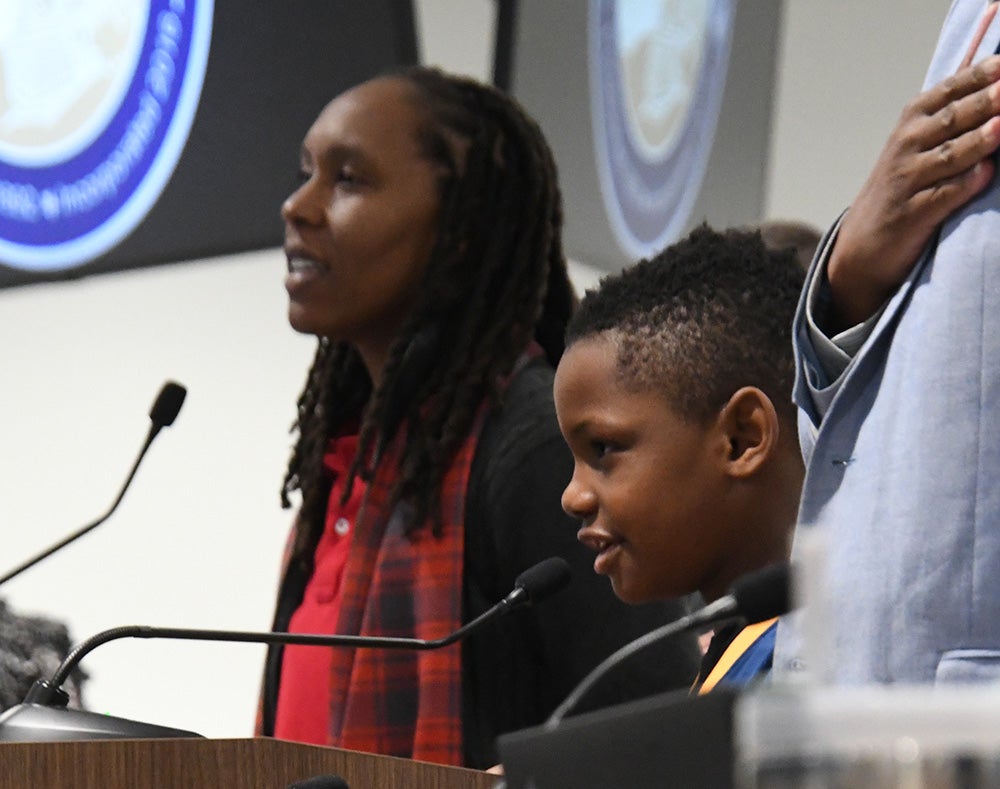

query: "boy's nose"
left=561, top=474, right=596, bottom=520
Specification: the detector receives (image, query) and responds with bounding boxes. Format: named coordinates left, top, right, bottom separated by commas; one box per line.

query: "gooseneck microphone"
left=0, top=381, right=186, bottom=587
left=544, top=563, right=792, bottom=728
left=24, top=556, right=572, bottom=711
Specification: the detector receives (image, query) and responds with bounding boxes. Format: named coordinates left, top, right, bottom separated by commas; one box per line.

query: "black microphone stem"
left=24, top=556, right=569, bottom=709
left=0, top=381, right=185, bottom=588
left=544, top=608, right=712, bottom=729
left=544, top=563, right=792, bottom=728
left=36, top=601, right=510, bottom=703
left=0, top=426, right=157, bottom=588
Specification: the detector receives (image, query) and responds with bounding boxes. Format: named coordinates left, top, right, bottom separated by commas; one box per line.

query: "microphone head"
left=149, top=381, right=187, bottom=428
left=286, top=777, right=350, bottom=789
left=513, top=557, right=572, bottom=606
left=730, top=562, right=792, bottom=623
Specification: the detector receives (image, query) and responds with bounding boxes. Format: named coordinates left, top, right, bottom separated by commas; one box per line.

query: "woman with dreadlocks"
left=257, top=66, right=700, bottom=769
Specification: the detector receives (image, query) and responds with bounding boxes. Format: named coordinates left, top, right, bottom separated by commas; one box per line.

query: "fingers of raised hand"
left=912, top=55, right=1000, bottom=125
left=915, top=155, right=996, bottom=225
left=906, top=113, right=1000, bottom=192
left=890, top=63, right=1000, bottom=195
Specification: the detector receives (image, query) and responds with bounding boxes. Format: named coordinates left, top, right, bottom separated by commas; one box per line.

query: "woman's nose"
left=281, top=179, right=321, bottom=225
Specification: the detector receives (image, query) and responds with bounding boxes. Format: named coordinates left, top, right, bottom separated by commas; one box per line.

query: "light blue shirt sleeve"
left=801, top=215, right=887, bottom=418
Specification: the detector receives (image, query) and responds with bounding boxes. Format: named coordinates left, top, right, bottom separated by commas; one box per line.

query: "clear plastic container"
left=736, top=684, right=1000, bottom=788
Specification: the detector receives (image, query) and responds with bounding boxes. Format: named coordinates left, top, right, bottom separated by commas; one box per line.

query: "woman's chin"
left=287, top=306, right=326, bottom=337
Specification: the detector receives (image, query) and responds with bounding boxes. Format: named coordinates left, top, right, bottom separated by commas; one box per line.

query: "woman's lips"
left=285, top=255, right=327, bottom=292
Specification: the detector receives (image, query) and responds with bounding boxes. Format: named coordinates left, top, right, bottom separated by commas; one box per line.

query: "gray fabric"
left=801, top=216, right=886, bottom=390
left=775, top=0, right=1000, bottom=685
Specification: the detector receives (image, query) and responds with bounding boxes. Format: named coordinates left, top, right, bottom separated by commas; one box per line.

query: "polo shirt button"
left=334, top=517, right=350, bottom=536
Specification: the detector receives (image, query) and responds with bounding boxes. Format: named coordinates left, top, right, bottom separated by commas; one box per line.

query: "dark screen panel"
left=0, top=1, right=417, bottom=289
left=497, top=0, right=782, bottom=272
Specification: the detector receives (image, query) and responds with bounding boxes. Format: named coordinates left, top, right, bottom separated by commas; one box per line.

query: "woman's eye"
left=335, top=167, right=359, bottom=185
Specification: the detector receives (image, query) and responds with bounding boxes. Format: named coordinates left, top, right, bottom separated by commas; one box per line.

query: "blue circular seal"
left=589, top=0, right=733, bottom=259
left=0, top=0, right=213, bottom=271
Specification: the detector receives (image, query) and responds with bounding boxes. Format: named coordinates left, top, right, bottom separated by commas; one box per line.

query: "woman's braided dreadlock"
left=280, top=66, right=574, bottom=570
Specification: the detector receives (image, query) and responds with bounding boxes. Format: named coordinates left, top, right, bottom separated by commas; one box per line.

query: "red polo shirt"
left=273, top=434, right=364, bottom=743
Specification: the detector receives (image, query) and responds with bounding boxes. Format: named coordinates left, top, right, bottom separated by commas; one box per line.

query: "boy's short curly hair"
left=567, top=224, right=805, bottom=424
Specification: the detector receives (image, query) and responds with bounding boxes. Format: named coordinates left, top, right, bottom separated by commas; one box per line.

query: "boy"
left=553, top=224, right=805, bottom=692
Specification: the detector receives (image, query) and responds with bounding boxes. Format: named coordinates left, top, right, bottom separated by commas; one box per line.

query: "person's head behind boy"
left=554, top=224, right=805, bottom=606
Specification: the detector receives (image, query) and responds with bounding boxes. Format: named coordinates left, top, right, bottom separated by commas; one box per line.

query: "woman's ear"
left=717, top=386, right=780, bottom=478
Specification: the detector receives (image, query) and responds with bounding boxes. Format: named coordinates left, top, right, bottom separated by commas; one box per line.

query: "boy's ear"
left=716, top=386, right=780, bottom=478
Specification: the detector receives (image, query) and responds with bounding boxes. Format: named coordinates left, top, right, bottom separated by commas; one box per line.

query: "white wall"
left=765, top=0, right=949, bottom=228
left=0, top=1, right=956, bottom=737
left=1, top=249, right=312, bottom=736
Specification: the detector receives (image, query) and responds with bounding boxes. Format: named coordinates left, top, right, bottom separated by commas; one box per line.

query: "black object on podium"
left=498, top=687, right=738, bottom=788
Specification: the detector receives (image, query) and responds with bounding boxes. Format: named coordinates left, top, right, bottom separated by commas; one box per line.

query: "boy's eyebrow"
left=563, top=412, right=632, bottom=437
left=561, top=420, right=590, bottom=439
left=559, top=413, right=597, bottom=439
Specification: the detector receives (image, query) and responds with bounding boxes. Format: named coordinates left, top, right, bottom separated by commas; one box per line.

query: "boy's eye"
left=591, top=440, right=615, bottom=460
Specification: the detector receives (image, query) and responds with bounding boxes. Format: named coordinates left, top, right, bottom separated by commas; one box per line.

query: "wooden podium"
left=0, top=737, right=498, bottom=789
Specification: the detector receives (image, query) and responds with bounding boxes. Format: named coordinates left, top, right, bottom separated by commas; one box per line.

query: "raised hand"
left=827, top=51, right=1000, bottom=329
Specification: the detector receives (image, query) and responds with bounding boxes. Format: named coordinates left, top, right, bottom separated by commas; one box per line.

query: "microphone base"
left=23, top=679, right=70, bottom=707
left=0, top=703, right=203, bottom=742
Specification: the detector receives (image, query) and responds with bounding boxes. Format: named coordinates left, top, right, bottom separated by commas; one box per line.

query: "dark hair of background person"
left=0, top=599, right=87, bottom=712
left=756, top=218, right=823, bottom=271
left=567, top=224, right=806, bottom=426
left=280, top=65, right=576, bottom=567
